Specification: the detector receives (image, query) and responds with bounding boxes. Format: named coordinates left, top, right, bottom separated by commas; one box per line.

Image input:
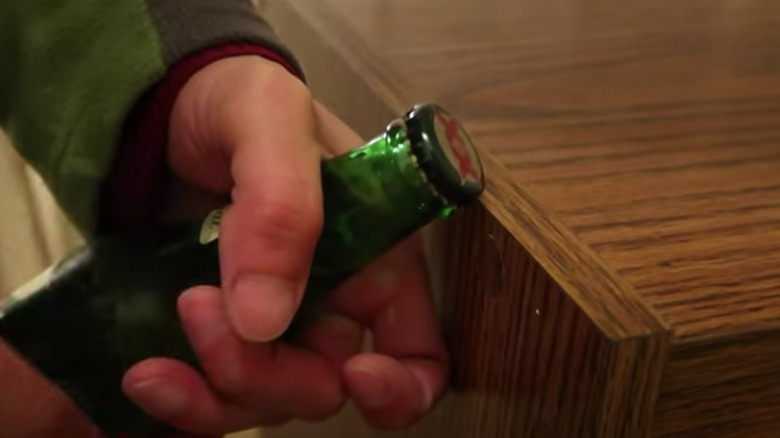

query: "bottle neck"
left=309, top=120, right=453, bottom=287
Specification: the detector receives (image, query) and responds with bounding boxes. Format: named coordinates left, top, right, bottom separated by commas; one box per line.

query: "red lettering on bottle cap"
left=435, top=111, right=480, bottom=184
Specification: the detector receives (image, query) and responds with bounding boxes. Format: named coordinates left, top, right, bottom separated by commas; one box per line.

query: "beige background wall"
left=0, top=133, right=261, bottom=437
left=0, top=131, right=83, bottom=294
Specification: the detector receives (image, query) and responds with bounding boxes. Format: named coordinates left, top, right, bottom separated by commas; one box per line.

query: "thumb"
left=185, top=57, right=323, bottom=342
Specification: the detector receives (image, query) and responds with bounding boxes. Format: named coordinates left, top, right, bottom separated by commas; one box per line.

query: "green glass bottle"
left=0, top=103, right=484, bottom=437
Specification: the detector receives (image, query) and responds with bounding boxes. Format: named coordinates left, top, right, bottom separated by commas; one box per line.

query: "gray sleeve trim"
left=146, top=0, right=304, bottom=78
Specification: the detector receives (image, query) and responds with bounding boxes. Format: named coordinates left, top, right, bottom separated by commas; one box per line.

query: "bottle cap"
left=404, top=103, right=485, bottom=205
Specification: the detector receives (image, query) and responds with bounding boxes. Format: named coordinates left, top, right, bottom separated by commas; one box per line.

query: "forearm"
left=0, top=340, right=99, bottom=438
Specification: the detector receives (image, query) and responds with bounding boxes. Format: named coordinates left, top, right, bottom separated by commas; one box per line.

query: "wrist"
left=98, top=44, right=304, bottom=234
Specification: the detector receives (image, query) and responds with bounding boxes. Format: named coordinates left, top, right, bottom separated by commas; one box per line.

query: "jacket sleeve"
left=0, top=0, right=304, bottom=236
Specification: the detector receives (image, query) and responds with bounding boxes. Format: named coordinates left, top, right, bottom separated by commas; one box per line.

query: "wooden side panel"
left=267, top=203, right=666, bottom=438
left=654, top=331, right=780, bottom=438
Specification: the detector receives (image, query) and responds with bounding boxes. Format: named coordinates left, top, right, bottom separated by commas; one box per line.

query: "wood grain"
left=262, top=0, right=780, bottom=436
left=654, top=333, right=780, bottom=437
left=268, top=0, right=780, bottom=340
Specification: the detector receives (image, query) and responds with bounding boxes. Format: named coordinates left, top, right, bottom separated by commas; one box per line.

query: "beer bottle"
left=0, top=103, right=484, bottom=437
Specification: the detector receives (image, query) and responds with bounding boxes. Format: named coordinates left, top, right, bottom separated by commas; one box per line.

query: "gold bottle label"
left=199, top=207, right=226, bottom=244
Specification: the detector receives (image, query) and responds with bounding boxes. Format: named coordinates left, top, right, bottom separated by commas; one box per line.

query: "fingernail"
left=127, top=379, right=187, bottom=418
left=348, top=365, right=390, bottom=408
left=230, top=274, right=298, bottom=342
left=410, top=368, right=435, bottom=411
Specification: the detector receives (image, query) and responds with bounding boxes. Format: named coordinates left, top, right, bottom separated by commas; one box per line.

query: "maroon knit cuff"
left=98, top=43, right=302, bottom=234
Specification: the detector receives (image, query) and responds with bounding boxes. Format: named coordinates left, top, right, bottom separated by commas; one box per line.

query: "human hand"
left=120, top=56, right=450, bottom=436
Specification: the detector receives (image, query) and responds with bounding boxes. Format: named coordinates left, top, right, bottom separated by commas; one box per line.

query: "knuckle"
left=211, top=375, right=243, bottom=398
left=206, top=362, right=246, bottom=398
left=294, top=371, right=346, bottom=421
left=253, top=61, right=312, bottom=110
left=246, top=194, right=323, bottom=244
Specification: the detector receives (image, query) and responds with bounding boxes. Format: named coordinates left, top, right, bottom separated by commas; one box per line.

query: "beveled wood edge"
left=481, top=154, right=670, bottom=339
left=478, top=161, right=674, bottom=434
left=264, top=0, right=671, bottom=342
left=600, top=331, right=672, bottom=437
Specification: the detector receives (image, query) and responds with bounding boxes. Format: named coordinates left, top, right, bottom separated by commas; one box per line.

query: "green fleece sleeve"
left=0, top=0, right=302, bottom=235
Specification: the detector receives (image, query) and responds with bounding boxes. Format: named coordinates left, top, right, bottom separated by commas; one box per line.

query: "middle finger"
left=177, top=285, right=346, bottom=421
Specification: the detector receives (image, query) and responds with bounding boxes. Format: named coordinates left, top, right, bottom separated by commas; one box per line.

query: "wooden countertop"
left=263, top=1, right=780, bottom=437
